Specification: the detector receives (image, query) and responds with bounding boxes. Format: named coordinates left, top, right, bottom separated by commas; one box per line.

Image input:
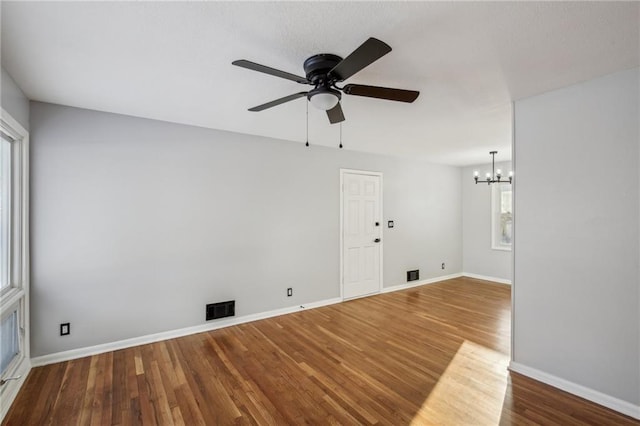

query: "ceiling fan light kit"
left=232, top=37, right=420, bottom=124
left=308, top=86, right=341, bottom=110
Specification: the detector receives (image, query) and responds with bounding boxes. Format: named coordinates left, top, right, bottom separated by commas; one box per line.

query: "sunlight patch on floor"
left=411, top=340, right=509, bottom=425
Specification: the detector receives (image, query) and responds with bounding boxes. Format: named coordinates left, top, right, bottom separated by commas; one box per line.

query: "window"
left=0, top=309, right=19, bottom=373
left=1, top=132, right=12, bottom=292
left=492, top=183, right=512, bottom=250
left=0, top=109, right=29, bottom=420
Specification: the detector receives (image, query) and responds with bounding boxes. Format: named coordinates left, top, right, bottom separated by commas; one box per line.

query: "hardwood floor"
left=3, top=277, right=638, bottom=425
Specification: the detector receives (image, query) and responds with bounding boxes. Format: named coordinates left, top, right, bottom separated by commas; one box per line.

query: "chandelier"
left=474, top=151, right=512, bottom=185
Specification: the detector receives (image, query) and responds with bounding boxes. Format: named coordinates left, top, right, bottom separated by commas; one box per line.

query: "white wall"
left=462, top=161, right=512, bottom=282
left=1, top=66, right=29, bottom=130
left=29, top=101, right=462, bottom=357
left=513, top=68, right=639, bottom=407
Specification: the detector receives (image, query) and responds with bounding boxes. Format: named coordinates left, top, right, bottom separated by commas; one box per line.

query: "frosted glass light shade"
left=309, top=92, right=339, bottom=110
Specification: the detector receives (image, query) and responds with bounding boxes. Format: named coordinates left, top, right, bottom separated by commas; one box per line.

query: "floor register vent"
left=407, top=270, right=419, bottom=282
left=206, top=300, right=235, bottom=321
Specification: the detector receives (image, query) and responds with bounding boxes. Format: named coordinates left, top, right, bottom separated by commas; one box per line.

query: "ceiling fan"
left=232, top=37, right=420, bottom=124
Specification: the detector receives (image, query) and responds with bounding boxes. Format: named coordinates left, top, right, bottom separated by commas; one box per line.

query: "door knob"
left=374, top=238, right=381, bottom=243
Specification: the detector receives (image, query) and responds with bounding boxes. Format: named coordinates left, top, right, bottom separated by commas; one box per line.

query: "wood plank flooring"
left=3, top=277, right=638, bottom=425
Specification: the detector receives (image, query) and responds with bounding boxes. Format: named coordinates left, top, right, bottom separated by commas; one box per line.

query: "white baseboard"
left=0, top=358, right=31, bottom=421
left=463, top=272, right=512, bottom=285
left=31, top=274, right=467, bottom=367
left=30, top=273, right=499, bottom=368
left=381, top=272, right=463, bottom=293
left=31, top=297, right=342, bottom=367
left=509, top=361, right=640, bottom=420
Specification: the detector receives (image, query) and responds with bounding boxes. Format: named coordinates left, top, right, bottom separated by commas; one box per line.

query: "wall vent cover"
left=206, top=300, right=235, bottom=321
left=407, top=270, right=419, bottom=282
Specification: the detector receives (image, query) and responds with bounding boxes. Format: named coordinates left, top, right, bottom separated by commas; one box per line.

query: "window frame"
left=491, top=182, right=513, bottom=251
left=0, top=108, right=30, bottom=421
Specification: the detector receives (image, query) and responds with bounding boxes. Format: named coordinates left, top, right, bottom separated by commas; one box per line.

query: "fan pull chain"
left=305, top=101, right=309, bottom=147
left=339, top=123, right=343, bottom=149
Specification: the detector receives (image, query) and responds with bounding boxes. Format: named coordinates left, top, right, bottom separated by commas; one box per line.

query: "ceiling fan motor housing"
left=303, top=54, right=343, bottom=84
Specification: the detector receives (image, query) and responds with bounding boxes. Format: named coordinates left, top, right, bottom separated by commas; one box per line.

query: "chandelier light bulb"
left=486, top=172, right=491, bottom=179
left=496, top=169, right=502, bottom=177
left=474, top=171, right=479, bottom=177
left=509, top=171, right=514, bottom=177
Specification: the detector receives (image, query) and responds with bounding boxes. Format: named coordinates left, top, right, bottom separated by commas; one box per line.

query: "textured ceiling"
left=1, top=1, right=638, bottom=165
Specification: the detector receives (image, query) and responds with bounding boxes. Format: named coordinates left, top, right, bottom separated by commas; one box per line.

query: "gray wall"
left=1, top=66, right=29, bottom=130
left=514, top=68, right=639, bottom=404
left=462, top=161, right=512, bottom=281
left=30, top=101, right=462, bottom=357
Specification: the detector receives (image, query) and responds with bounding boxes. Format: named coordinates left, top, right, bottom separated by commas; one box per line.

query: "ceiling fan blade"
left=326, top=102, right=345, bottom=124
left=328, top=38, right=392, bottom=82
left=232, top=60, right=309, bottom=84
left=248, top=92, right=308, bottom=112
left=343, top=84, right=419, bottom=103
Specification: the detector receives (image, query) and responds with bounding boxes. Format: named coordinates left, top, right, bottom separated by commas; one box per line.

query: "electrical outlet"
left=60, top=323, right=70, bottom=336
left=287, top=288, right=293, bottom=297
left=441, top=262, right=445, bottom=270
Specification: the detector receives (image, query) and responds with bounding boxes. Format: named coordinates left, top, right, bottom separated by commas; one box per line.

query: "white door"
left=341, top=170, right=382, bottom=299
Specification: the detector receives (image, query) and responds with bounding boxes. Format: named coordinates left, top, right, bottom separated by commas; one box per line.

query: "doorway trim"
left=339, top=168, right=384, bottom=301
left=510, top=101, right=516, bottom=364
